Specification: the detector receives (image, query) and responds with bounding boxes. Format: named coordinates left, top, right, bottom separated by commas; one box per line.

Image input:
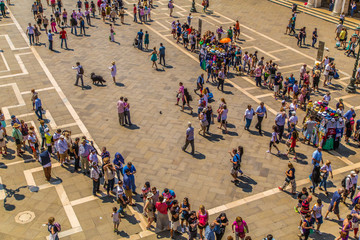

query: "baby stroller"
left=133, top=37, right=139, bottom=48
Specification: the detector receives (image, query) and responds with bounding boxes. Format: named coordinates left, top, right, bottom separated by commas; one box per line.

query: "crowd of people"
left=2, top=0, right=360, bottom=239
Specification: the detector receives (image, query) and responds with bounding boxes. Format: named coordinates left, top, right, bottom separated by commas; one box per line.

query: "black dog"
left=90, top=73, right=106, bottom=85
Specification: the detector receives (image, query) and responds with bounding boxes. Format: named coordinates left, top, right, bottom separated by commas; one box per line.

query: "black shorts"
left=183, top=38, right=189, bottom=43
left=177, top=32, right=181, bottom=37
left=269, top=141, right=275, bottom=148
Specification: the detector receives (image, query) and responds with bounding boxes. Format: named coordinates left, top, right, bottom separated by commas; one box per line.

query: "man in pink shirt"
left=255, top=66, right=262, bottom=87
left=117, top=97, right=125, bottom=126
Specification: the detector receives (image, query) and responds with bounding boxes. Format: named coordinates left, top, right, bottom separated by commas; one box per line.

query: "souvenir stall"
left=302, top=100, right=345, bottom=150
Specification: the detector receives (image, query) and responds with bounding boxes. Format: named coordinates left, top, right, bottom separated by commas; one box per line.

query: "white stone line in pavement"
left=278, top=63, right=305, bottom=69
left=241, top=46, right=281, bottom=61
left=268, top=48, right=289, bottom=54
left=0, top=23, right=15, bottom=27
left=0, top=53, right=30, bottom=80
left=3, top=158, right=36, bottom=166
left=21, top=87, right=55, bottom=95
left=0, top=82, right=26, bottom=119
left=243, top=87, right=258, bottom=91
left=172, top=3, right=187, bottom=12
left=334, top=94, right=357, bottom=101
left=7, top=7, right=100, bottom=155
left=0, top=176, right=5, bottom=200
left=177, top=11, right=185, bottom=17
left=255, top=92, right=274, bottom=99
left=240, top=33, right=256, bottom=42
left=0, top=52, right=10, bottom=72
left=55, top=184, right=82, bottom=229
left=199, top=17, right=216, bottom=26
left=0, top=34, right=30, bottom=50
left=335, top=76, right=350, bottom=82
left=155, top=20, right=169, bottom=30
left=329, top=150, right=354, bottom=165
left=208, top=161, right=360, bottom=216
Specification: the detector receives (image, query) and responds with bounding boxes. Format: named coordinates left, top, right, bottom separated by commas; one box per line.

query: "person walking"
left=34, top=96, right=43, bottom=120
left=318, top=160, right=333, bottom=195
left=109, top=61, right=117, bottom=83
left=275, top=111, right=287, bottom=141
left=117, top=96, right=125, bottom=126
left=194, top=74, right=204, bottom=95
left=243, top=105, right=254, bottom=130
left=72, top=62, right=84, bottom=89
left=47, top=30, right=54, bottom=51
left=70, top=15, right=77, bottom=35
left=124, top=98, right=132, bottom=126
left=324, top=188, right=344, bottom=221
left=149, top=47, right=158, bottom=70
left=232, top=216, right=249, bottom=240
left=109, top=24, right=115, bottom=42
left=90, top=162, right=101, bottom=196
left=46, top=217, right=59, bottom=240
left=218, top=68, right=225, bottom=92
left=39, top=150, right=52, bottom=181
left=266, top=125, right=280, bottom=154
left=278, top=162, right=296, bottom=194
left=255, top=102, right=267, bottom=136
left=26, top=23, right=35, bottom=45
left=12, top=123, right=23, bottom=157
left=59, top=27, right=68, bottom=49
left=159, top=43, right=166, bottom=66
left=182, top=122, right=195, bottom=155
left=311, top=198, right=324, bottom=234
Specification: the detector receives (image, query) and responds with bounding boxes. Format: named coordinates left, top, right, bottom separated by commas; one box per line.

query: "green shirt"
left=227, top=29, right=233, bottom=38
left=12, top=128, right=23, bottom=140
left=0, top=2, right=5, bottom=11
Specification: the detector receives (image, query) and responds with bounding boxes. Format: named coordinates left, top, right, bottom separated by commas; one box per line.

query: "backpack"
left=54, top=222, right=61, bottom=232
left=79, top=66, right=84, bottom=74
left=341, top=176, right=350, bottom=188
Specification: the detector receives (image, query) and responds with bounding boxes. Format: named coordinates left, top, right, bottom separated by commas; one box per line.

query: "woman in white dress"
left=109, top=61, right=117, bottom=83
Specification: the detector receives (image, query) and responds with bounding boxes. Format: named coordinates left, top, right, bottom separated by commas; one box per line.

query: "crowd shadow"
left=204, top=132, right=224, bottom=142
left=2, top=184, right=28, bottom=211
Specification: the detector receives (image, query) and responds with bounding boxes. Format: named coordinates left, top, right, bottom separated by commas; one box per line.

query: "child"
left=266, top=125, right=280, bottom=155
left=111, top=207, right=121, bottom=232
left=286, top=129, right=298, bottom=160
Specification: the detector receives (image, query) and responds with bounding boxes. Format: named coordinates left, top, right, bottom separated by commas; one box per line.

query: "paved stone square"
left=1, top=0, right=360, bottom=239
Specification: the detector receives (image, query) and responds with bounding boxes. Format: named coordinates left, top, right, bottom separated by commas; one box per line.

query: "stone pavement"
left=0, top=0, right=360, bottom=239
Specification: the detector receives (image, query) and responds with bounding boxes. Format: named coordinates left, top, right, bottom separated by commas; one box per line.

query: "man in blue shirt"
left=311, top=147, right=323, bottom=167
left=255, top=102, right=267, bottom=136
left=113, top=152, right=125, bottom=180
left=324, top=188, right=344, bottom=221
left=182, top=122, right=194, bottom=155
left=123, top=162, right=137, bottom=194
left=123, top=169, right=134, bottom=205
left=275, top=111, right=287, bottom=140
left=34, top=96, right=43, bottom=120
left=47, top=30, right=53, bottom=51
left=159, top=43, right=166, bottom=66
left=137, top=29, right=144, bottom=50
left=204, top=223, right=216, bottom=240
left=344, top=108, right=355, bottom=121
left=194, top=73, right=204, bottom=95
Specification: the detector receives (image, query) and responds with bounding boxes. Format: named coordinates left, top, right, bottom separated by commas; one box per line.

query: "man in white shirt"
left=26, top=23, right=35, bottom=45
left=299, top=64, right=306, bottom=86
left=343, top=171, right=356, bottom=204
left=350, top=169, right=360, bottom=200
left=323, top=63, right=332, bottom=86
left=90, top=162, right=101, bottom=196
left=72, top=62, right=84, bottom=89
left=288, top=112, right=298, bottom=132
left=244, top=105, right=254, bottom=130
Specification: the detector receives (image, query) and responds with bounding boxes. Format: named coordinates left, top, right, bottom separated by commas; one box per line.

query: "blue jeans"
left=133, top=13, right=137, bottom=22
left=115, top=167, right=123, bottom=180
left=48, top=40, right=53, bottom=50
left=61, top=38, right=67, bottom=48
left=312, top=38, right=317, bottom=47
left=319, top=175, right=328, bottom=192
left=92, top=179, right=100, bottom=195
left=130, top=176, right=136, bottom=192
left=245, top=118, right=252, bottom=129
left=28, top=34, right=34, bottom=45
left=35, top=107, right=43, bottom=120
left=138, top=39, right=143, bottom=50
left=71, top=26, right=77, bottom=35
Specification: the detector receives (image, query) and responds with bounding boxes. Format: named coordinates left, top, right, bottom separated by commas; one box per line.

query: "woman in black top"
left=213, top=213, right=229, bottom=240
left=188, top=211, right=198, bottom=240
